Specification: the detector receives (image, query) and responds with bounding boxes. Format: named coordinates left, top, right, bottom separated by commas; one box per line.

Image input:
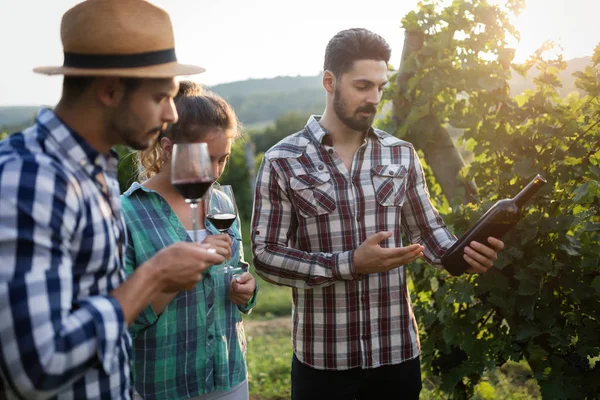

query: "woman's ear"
left=160, top=137, right=173, bottom=159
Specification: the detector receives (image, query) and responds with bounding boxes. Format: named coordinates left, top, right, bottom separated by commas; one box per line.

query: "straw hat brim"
left=33, top=61, right=205, bottom=77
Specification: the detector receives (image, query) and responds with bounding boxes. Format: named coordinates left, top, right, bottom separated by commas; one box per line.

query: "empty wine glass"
left=171, top=143, right=214, bottom=243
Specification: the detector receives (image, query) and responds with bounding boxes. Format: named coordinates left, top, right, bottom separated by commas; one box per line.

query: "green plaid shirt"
left=121, top=182, right=257, bottom=400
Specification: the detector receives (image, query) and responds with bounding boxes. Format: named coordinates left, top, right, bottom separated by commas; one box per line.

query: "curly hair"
left=137, top=80, right=242, bottom=181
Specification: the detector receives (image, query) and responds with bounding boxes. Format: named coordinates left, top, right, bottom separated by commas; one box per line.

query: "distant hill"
left=209, top=75, right=324, bottom=128
left=209, top=75, right=322, bottom=98
left=0, top=106, right=41, bottom=132
left=0, top=56, right=592, bottom=133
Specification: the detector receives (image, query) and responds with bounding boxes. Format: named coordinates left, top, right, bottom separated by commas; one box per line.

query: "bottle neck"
left=513, top=174, right=547, bottom=208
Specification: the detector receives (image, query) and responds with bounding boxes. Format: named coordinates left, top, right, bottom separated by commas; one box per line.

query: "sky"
left=0, top=0, right=598, bottom=106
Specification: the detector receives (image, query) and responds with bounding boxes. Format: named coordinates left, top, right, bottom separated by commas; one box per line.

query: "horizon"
left=1, top=0, right=598, bottom=106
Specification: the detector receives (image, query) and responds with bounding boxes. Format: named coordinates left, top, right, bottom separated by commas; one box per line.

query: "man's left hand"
left=464, top=237, right=505, bottom=274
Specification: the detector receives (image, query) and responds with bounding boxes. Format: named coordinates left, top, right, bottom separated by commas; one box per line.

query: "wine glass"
left=171, top=143, right=214, bottom=243
left=205, top=184, right=243, bottom=275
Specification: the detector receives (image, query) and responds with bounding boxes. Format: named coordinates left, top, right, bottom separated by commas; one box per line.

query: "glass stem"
left=190, top=202, right=198, bottom=243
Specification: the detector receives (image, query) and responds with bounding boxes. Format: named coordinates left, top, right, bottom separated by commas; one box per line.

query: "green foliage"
left=242, top=227, right=292, bottom=399
left=248, top=273, right=292, bottom=319
left=388, top=0, right=600, bottom=398
left=219, top=141, right=254, bottom=222
left=115, top=145, right=138, bottom=193
left=245, top=321, right=292, bottom=400
left=251, top=111, right=309, bottom=154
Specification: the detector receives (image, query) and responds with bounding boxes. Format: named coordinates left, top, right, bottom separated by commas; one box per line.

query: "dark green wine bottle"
left=441, top=174, right=547, bottom=276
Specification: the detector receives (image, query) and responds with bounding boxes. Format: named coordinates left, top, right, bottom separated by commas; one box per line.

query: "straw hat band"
left=34, top=0, right=205, bottom=77
left=64, top=49, right=177, bottom=69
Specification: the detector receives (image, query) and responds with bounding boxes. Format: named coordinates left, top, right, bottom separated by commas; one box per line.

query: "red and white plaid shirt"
left=251, top=116, right=455, bottom=370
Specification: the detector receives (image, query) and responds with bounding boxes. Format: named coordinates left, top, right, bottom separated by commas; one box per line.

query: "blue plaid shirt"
left=0, top=109, right=132, bottom=399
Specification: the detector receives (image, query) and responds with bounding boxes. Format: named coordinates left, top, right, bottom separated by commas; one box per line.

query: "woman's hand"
left=228, top=272, right=257, bottom=305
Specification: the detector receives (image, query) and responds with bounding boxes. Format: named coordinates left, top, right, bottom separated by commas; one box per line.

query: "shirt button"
left=318, top=165, right=324, bottom=170
left=254, top=229, right=260, bottom=235
left=388, top=171, right=394, bottom=176
left=207, top=334, right=214, bottom=340
left=328, top=149, right=334, bottom=154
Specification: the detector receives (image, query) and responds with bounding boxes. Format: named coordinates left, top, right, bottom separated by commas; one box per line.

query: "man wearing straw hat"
left=0, top=1, right=230, bottom=399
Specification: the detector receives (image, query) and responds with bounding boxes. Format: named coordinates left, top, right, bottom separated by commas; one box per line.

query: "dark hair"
left=138, top=80, right=241, bottom=180
left=61, top=76, right=142, bottom=103
left=323, top=28, right=392, bottom=78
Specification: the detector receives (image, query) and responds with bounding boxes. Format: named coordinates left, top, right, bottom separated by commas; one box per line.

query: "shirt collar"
left=305, top=114, right=385, bottom=146
left=36, top=108, right=119, bottom=173
left=122, top=181, right=147, bottom=197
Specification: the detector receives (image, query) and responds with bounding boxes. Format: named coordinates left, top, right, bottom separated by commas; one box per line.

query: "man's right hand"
left=353, top=231, right=424, bottom=275
left=149, top=242, right=226, bottom=292
left=201, top=233, right=232, bottom=260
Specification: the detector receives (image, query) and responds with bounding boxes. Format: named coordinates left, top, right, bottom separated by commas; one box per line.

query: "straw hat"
left=34, top=0, right=205, bottom=77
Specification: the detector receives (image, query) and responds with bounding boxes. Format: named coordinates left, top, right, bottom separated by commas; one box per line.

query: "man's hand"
left=228, top=272, right=257, bottom=305
left=150, top=242, right=226, bottom=292
left=112, top=242, right=225, bottom=324
left=464, top=237, right=505, bottom=274
left=353, top=231, right=424, bottom=275
left=201, top=233, right=232, bottom=260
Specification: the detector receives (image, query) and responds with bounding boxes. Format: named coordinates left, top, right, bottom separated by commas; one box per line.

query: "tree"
left=251, top=111, right=309, bottom=154
left=385, top=0, right=526, bottom=206
left=219, top=140, right=253, bottom=222
left=385, top=1, right=600, bottom=398
left=392, top=30, right=476, bottom=204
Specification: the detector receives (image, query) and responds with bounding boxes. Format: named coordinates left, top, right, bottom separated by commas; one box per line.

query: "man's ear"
left=323, top=70, right=336, bottom=94
left=95, top=77, right=126, bottom=107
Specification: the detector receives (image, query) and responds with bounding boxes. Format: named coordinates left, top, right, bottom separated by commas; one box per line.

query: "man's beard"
left=333, top=86, right=377, bottom=132
left=121, top=127, right=162, bottom=151
left=112, top=103, right=162, bottom=151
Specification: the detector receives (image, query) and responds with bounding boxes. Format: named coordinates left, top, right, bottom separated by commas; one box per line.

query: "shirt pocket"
left=371, top=164, right=408, bottom=207
left=289, top=171, right=337, bottom=218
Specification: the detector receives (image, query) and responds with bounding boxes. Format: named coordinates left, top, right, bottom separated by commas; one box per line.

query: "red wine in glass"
left=171, top=143, right=213, bottom=243
left=173, top=178, right=214, bottom=202
left=206, top=213, right=236, bottom=232
left=205, top=185, right=242, bottom=275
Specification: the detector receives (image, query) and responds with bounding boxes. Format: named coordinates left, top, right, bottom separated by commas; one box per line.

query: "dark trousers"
left=291, top=353, right=422, bottom=400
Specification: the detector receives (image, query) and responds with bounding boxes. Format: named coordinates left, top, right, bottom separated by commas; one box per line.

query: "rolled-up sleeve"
left=0, top=157, right=126, bottom=398
left=401, top=147, right=456, bottom=266
left=234, top=226, right=258, bottom=314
